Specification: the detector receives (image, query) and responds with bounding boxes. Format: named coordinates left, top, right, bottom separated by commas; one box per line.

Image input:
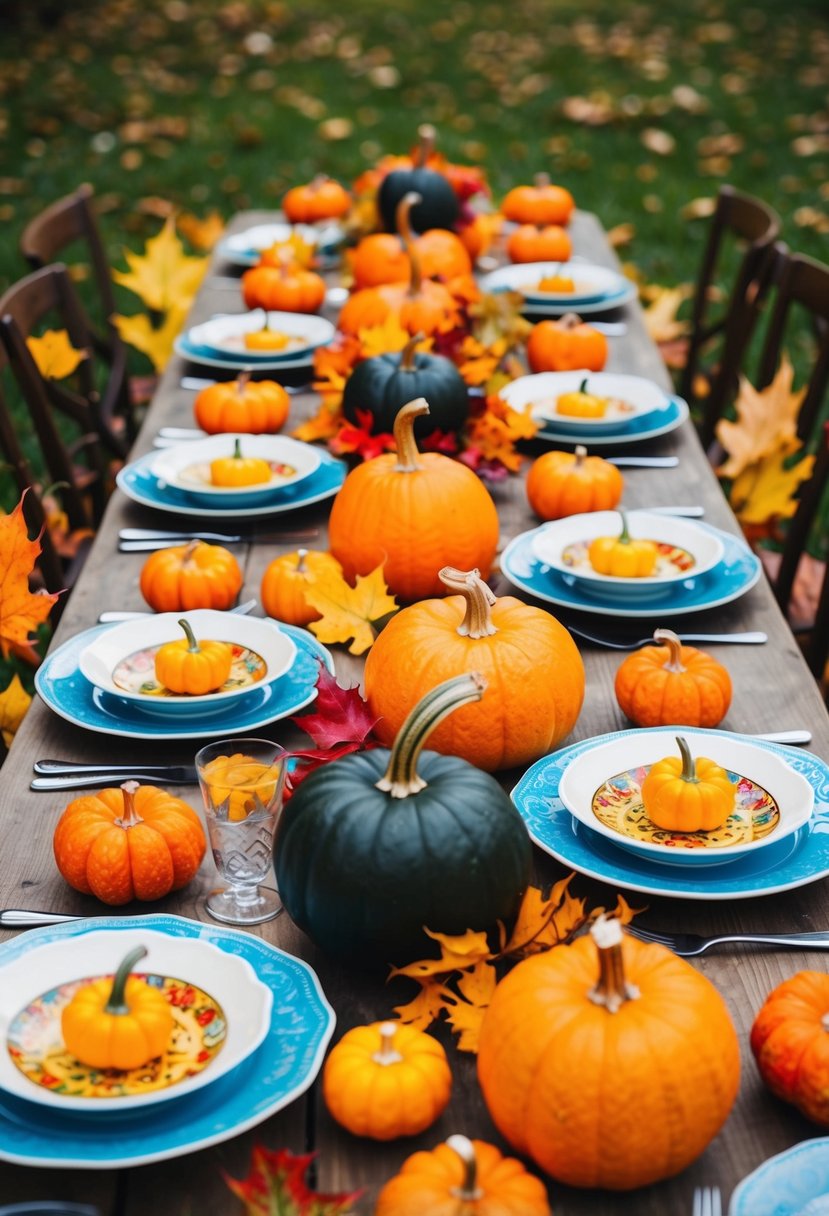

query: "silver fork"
left=628, top=924, right=829, bottom=957
left=567, top=624, right=768, bottom=649
left=693, top=1186, right=722, bottom=1216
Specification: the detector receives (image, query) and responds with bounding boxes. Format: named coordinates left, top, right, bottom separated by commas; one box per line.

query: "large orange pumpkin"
left=139, top=540, right=243, bottom=612
left=282, top=175, right=351, bottom=223
left=364, top=566, right=584, bottom=770
left=751, top=971, right=829, bottom=1126
left=53, top=782, right=206, bottom=905
left=526, top=313, right=608, bottom=373
left=477, top=916, right=740, bottom=1190
left=328, top=398, right=499, bottom=601
left=615, top=627, right=733, bottom=728
left=193, top=373, right=290, bottom=435
left=501, top=173, right=575, bottom=226
left=526, top=445, right=623, bottom=520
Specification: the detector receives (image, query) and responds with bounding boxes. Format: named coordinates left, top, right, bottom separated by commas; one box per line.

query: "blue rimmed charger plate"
left=0, top=914, right=335, bottom=1169
left=729, top=1138, right=829, bottom=1215
left=35, top=622, right=334, bottom=740
left=500, top=520, right=760, bottom=618
left=173, top=332, right=316, bottom=372
left=511, top=726, right=829, bottom=900
left=116, top=447, right=346, bottom=520
left=534, top=394, right=689, bottom=445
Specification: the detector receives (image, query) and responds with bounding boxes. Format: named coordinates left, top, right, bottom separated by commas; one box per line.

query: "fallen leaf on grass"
left=26, top=329, right=87, bottom=380
left=306, top=564, right=397, bottom=655
left=641, top=285, right=691, bottom=343
left=113, top=215, right=207, bottom=312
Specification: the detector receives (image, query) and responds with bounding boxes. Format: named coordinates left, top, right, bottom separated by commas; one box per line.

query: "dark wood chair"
left=681, top=184, right=782, bottom=451
left=19, top=184, right=135, bottom=454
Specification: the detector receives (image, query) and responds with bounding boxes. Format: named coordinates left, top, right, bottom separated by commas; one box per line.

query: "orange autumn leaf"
left=501, top=876, right=584, bottom=957
left=641, top=284, right=691, bottom=344
left=358, top=317, right=432, bottom=360
left=305, top=564, right=397, bottom=656
left=392, top=978, right=450, bottom=1030
left=262, top=233, right=316, bottom=270
left=730, top=441, right=815, bottom=527
left=390, top=927, right=492, bottom=980
left=442, top=961, right=497, bottom=1052
left=313, top=334, right=363, bottom=381
left=716, top=355, right=806, bottom=480
left=0, top=497, right=59, bottom=659
left=292, top=397, right=345, bottom=444
left=26, top=329, right=88, bottom=380
left=177, top=210, right=225, bottom=251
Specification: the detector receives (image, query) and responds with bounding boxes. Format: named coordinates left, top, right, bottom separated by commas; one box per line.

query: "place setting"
left=477, top=259, right=639, bottom=316
left=214, top=218, right=345, bottom=269
left=173, top=308, right=335, bottom=375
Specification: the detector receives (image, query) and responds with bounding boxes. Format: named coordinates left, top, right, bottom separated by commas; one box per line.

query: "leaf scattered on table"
left=225, top=1145, right=361, bottom=1216
left=716, top=355, right=805, bottom=480
left=0, top=496, right=59, bottom=660
left=26, top=329, right=88, bottom=380
left=292, top=664, right=379, bottom=749
left=305, top=563, right=397, bottom=655
left=0, top=673, right=31, bottom=747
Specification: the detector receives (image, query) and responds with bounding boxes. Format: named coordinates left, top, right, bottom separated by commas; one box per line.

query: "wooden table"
left=1, top=211, right=827, bottom=1215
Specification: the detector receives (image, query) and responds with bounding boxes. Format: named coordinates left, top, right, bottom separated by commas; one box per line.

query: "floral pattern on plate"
left=561, top=539, right=696, bottom=579
left=113, top=642, right=266, bottom=698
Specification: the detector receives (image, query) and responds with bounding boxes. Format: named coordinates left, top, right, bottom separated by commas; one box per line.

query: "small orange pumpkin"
left=641, top=735, right=734, bottom=832
left=375, top=1135, right=551, bottom=1216
left=501, top=173, right=575, bottom=226
left=506, top=223, right=572, bottom=264
left=193, top=372, right=290, bottom=435
left=526, top=313, right=608, bottom=373
left=210, top=438, right=271, bottom=486
left=458, top=213, right=501, bottom=261
left=323, top=1021, right=452, bottom=1140
left=526, top=445, right=623, bottom=520
left=282, top=175, right=351, bottom=223
left=53, top=781, right=207, bottom=905
left=154, top=618, right=233, bottom=695
left=139, top=541, right=243, bottom=613
left=328, top=398, right=499, bottom=601
left=242, top=260, right=326, bottom=313
left=615, top=627, right=733, bottom=728
left=260, top=548, right=343, bottom=626
left=751, top=971, right=829, bottom=1127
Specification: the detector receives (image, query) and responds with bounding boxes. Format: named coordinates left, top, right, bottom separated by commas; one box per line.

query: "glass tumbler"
left=195, top=738, right=287, bottom=925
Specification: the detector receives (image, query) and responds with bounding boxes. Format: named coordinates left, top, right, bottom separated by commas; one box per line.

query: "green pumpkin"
left=342, top=334, right=469, bottom=437
left=275, top=673, right=532, bottom=966
left=379, top=124, right=459, bottom=234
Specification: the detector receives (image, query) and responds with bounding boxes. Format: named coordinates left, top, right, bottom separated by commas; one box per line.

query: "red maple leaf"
left=292, top=664, right=379, bottom=749
left=225, top=1145, right=361, bottom=1215
left=329, top=409, right=396, bottom=460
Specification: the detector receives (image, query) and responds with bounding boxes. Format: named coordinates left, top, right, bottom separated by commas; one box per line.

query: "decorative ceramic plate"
left=501, top=521, right=761, bottom=618
left=216, top=220, right=344, bottom=268
left=511, top=727, right=829, bottom=900
left=150, top=433, right=321, bottom=505
left=116, top=448, right=346, bottom=520
left=557, top=729, right=813, bottom=866
left=0, top=930, right=270, bottom=1112
left=529, top=510, right=724, bottom=602
left=501, top=371, right=670, bottom=435
left=518, top=281, right=638, bottom=316
left=187, top=311, right=334, bottom=362
left=78, top=611, right=296, bottom=717
left=479, top=261, right=629, bottom=304
left=0, top=915, right=335, bottom=1168
left=533, top=394, right=689, bottom=445
left=729, top=1138, right=829, bottom=1216
left=173, top=332, right=315, bottom=372
left=35, top=622, right=333, bottom=740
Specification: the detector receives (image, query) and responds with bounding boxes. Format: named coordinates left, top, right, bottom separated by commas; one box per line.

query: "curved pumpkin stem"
left=399, top=331, right=423, bottom=372
left=573, top=444, right=587, bottom=469
left=181, top=539, right=201, bottom=564
left=396, top=192, right=423, bottom=296
left=616, top=509, right=632, bottom=545
left=115, top=781, right=144, bottom=830
left=105, top=945, right=148, bottom=1016
left=296, top=548, right=309, bottom=574
left=446, top=1135, right=484, bottom=1202
left=587, top=915, right=640, bottom=1014
left=376, top=672, right=487, bottom=798
left=416, top=123, right=436, bottom=168
left=235, top=371, right=251, bottom=395
left=675, top=735, right=699, bottom=783
left=438, top=567, right=498, bottom=638
left=393, top=397, right=429, bottom=472
left=178, top=619, right=200, bottom=653
left=654, top=628, right=686, bottom=674
left=372, top=1022, right=404, bottom=1066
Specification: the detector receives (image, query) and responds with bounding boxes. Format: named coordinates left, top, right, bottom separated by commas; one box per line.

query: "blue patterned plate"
left=0, top=915, right=335, bottom=1168
left=729, top=1138, right=829, bottom=1215
left=116, top=447, right=346, bottom=520
left=174, top=332, right=315, bottom=371
left=533, top=394, right=688, bottom=445
left=501, top=520, right=760, bottom=618
left=511, top=727, right=829, bottom=899
left=35, top=622, right=334, bottom=740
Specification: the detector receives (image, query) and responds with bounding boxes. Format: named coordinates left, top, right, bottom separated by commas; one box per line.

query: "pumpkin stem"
left=115, top=780, right=144, bottom=830
left=616, top=509, right=632, bottom=545
left=376, top=672, right=487, bottom=798
left=296, top=548, right=309, bottom=574
left=178, top=618, right=200, bottom=653
left=396, top=192, right=423, bottom=295
left=181, top=539, right=201, bottom=563
left=574, top=444, right=587, bottom=469
left=587, top=915, right=640, bottom=1013
left=235, top=371, right=251, bottom=396
left=393, top=397, right=429, bottom=472
left=579, top=377, right=590, bottom=393
left=654, top=628, right=686, bottom=674
left=446, top=1136, right=484, bottom=1202
left=232, top=437, right=243, bottom=461
left=559, top=311, right=583, bottom=331
left=438, top=567, right=498, bottom=638
left=416, top=123, right=436, bottom=168
left=534, top=171, right=551, bottom=188
left=372, top=1021, right=404, bottom=1066
left=400, top=331, right=423, bottom=372
left=675, top=735, right=699, bottom=783
left=104, top=945, right=148, bottom=1017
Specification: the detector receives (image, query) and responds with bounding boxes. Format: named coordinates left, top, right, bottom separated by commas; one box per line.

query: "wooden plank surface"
left=0, top=210, right=827, bottom=1214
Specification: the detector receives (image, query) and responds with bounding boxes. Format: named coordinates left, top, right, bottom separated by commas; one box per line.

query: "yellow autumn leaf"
left=641, top=285, right=691, bottom=343
left=358, top=318, right=431, bottom=360
left=113, top=305, right=189, bottom=372
left=606, top=222, right=636, bottom=248
left=306, top=564, right=397, bottom=655
left=113, top=215, right=207, bottom=313
left=391, top=979, right=449, bottom=1030
left=26, top=329, right=88, bottom=380
left=0, top=673, right=32, bottom=747
left=442, top=961, right=498, bottom=1053
left=730, top=442, right=816, bottom=526
left=177, top=210, right=225, bottom=252
left=716, top=355, right=806, bottom=480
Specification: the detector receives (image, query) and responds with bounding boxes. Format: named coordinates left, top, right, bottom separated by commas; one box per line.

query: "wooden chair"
left=19, top=184, right=135, bottom=454
left=681, top=184, right=782, bottom=451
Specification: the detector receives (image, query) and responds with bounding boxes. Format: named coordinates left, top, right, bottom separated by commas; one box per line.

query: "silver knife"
left=1, top=910, right=83, bottom=927
left=606, top=456, right=679, bottom=468
left=98, top=597, right=258, bottom=624
left=31, top=765, right=198, bottom=791
left=119, top=528, right=318, bottom=544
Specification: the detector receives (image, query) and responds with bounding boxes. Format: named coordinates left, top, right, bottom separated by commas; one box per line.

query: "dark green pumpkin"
left=342, top=334, right=469, bottom=437
left=378, top=125, right=459, bottom=234
left=275, top=674, right=532, bottom=966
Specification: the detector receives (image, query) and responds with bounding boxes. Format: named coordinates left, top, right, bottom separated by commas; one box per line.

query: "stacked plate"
left=511, top=726, right=829, bottom=901
left=478, top=260, right=638, bottom=316
left=501, top=511, right=762, bottom=618
left=215, top=220, right=344, bottom=269
left=175, top=310, right=335, bottom=374
left=35, top=611, right=335, bottom=740
left=500, top=370, right=689, bottom=446
left=0, top=916, right=335, bottom=1168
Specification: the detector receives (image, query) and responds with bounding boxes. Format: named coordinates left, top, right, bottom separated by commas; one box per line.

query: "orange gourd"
left=556, top=377, right=609, bottom=418
left=53, top=781, right=207, bottom=905
left=501, top=173, right=575, bottom=226
left=751, top=971, right=829, bottom=1127
left=282, top=175, right=351, bottom=223
left=526, top=445, right=623, bottom=520
left=323, top=1021, right=452, bottom=1140
left=615, top=627, right=733, bottom=728
left=242, top=260, right=326, bottom=313
left=328, top=398, right=499, bottom=601
left=210, top=438, right=271, bottom=486
left=526, top=313, right=608, bottom=373
left=260, top=548, right=343, bottom=626
left=640, top=735, right=734, bottom=832
left=154, top=618, right=233, bottom=695
left=364, top=566, right=584, bottom=771
left=507, top=223, right=572, bottom=264
left=139, top=541, right=243, bottom=613
left=193, top=372, right=290, bottom=435
left=375, top=1135, right=551, bottom=1216
left=477, top=916, right=740, bottom=1190
left=588, top=511, right=658, bottom=577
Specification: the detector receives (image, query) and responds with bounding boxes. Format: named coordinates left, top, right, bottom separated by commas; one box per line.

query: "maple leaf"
left=113, top=215, right=207, bottom=313
left=0, top=497, right=60, bottom=660
left=390, top=928, right=492, bottom=980
left=0, top=673, right=32, bottom=747
left=441, top=961, right=497, bottom=1052
left=641, top=285, right=691, bottom=344
left=730, top=441, right=815, bottom=526
left=26, top=330, right=88, bottom=380
left=501, top=877, right=584, bottom=957
left=113, top=305, right=189, bottom=373
left=391, top=978, right=449, bottom=1029
left=291, top=398, right=345, bottom=444
left=716, top=355, right=806, bottom=480
left=262, top=233, right=317, bottom=270
left=330, top=411, right=396, bottom=460
left=176, top=210, right=225, bottom=251
left=357, top=317, right=432, bottom=360
left=225, top=1145, right=360, bottom=1216
left=292, top=664, right=379, bottom=748
left=457, top=335, right=503, bottom=386
left=306, top=564, right=397, bottom=656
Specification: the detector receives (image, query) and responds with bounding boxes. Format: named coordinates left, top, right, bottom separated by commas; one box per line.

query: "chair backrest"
left=683, top=185, right=782, bottom=450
